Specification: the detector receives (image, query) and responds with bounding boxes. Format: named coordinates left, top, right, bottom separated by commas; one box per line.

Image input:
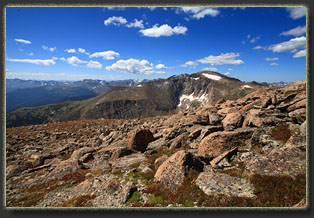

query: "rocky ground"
left=6, top=81, right=307, bottom=208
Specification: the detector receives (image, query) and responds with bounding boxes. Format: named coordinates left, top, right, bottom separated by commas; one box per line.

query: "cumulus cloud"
left=280, top=25, right=306, bottom=36
left=106, top=58, right=165, bottom=75
left=64, top=56, right=88, bottom=67
left=180, top=7, right=220, bottom=19
left=286, top=7, right=306, bottom=19
left=104, top=16, right=127, bottom=26
left=155, top=64, right=167, bottom=69
left=197, top=53, right=244, bottom=66
left=224, top=72, right=230, bottom=76
left=78, top=48, right=90, bottom=55
left=89, top=50, right=120, bottom=60
left=270, top=63, right=279, bottom=66
left=86, top=60, right=102, bottom=69
left=29, top=52, right=34, bottom=56
left=42, top=45, right=56, bottom=52
left=265, top=57, right=279, bottom=61
left=126, top=19, right=144, bottom=29
left=202, top=67, right=218, bottom=72
left=253, top=45, right=263, bottom=50
left=65, top=48, right=76, bottom=53
left=14, top=39, right=31, bottom=44
left=293, top=49, right=306, bottom=58
left=139, top=24, right=187, bottom=37
left=180, top=61, right=197, bottom=68
left=52, top=57, right=58, bottom=60
left=7, top=58, right=56, bottom=66
left=267, top=36, right=306, bottom=53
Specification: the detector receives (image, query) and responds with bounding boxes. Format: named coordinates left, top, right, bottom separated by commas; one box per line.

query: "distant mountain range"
left=6, top=78, right=147, bottom=112
left=7, top=71, right=269, bottom=127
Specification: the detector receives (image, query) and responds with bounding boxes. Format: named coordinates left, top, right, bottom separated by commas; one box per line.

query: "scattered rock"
left=154, top=150, right=203, bottom=189
left=222, top=112, right=243, bottom=131
left=198, top=128, right=254, bottom=159
left=128, top=129, right=155, bottom=152
left=169, top=133, right=189, bottom=149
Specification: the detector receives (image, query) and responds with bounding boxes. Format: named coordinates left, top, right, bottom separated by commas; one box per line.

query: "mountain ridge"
left=7, top=71, right=267, bottom=127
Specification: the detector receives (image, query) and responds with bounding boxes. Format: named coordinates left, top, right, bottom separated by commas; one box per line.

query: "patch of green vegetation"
left=268, top=123, right=292, bottom=144
left=146, top=194, right=164, bottom=205
left=128, top=191, right=141, bottom=203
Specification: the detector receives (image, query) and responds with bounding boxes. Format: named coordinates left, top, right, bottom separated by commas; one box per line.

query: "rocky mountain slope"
left=6, top=78, right=146, bottom=112
left=7, top=71, right=263, bottom=127
left=6, top=80, right=307, bottom=208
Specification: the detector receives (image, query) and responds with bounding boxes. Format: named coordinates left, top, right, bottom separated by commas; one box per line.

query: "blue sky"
left=6, top=6, right=306, bottom=82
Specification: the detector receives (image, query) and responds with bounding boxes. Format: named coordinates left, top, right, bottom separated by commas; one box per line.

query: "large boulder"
left=245, top=135, right=306, bottom=176
left=222, top=112, right=243, bottom=131
left=196, top=172, right=256, bottom=198
left=242, top=109, right=277, bottom=127
left=198, top=128, right=254, bottom=159
left=154, top=150, right=203, bottom=189
left=288, top=108, right=306, bottom=124
left=128, top=129, right=154, bottom=152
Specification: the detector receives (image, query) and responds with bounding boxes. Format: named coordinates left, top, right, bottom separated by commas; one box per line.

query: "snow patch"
left=242, top=85, right=252, bottom=89
left=137, top=84, right=142, bottom=87
left=202, top=73, right=221, bottom=81
left=178, top=92, right=208, bottom=108
left=192, top=77, right=199, bottom=80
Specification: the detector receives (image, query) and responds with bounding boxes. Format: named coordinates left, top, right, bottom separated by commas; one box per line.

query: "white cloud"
left=270, top=63, right=279, bottom=66
left=78, top=48, right=90, bottom=55
left=265, top=57, right=279, bottom=61
left=106, top=58, right=165, bottom=75
left=29, top=52, right=34, bottom=56
left=126, top=19, right=144, bottom=29
left=66, top=56, right=87, bottom=67
left=86, top=60, right=102, bottom=69
left=155, top=64, right=167, bottom=69
left=52, top=57, right=58, bottom=60
left=202, top=67, right=218, bottom=72
left=286, top=7, right=306, bottom=19
left=247, top=34, right=251, bottom=39
left=250, top=36, right=260, bottom=43
left=227, top=68, right=233, bottom=71
left=104, top=16, right=127, bottom=26
left=253, top=45, right=263, bottom=50
left=139, top=7, right=157, bottom=11
left=42, top=45, right=56, bottom=52
left=89, top=50, right=120, bottom=60
left=139, top=24, right=187, bottom=37
left=65, top=48, right=76, bottom=53
left=280, top=25, right=306, bottom=36
left=7, top=58, right=55, bottom=66
left=293, top=49, right=306, bottom=58
left=60, top=57, right=66, bottom=61
left=180, top=61, right=197, bottom=68
left=104, top=7, right=125, bottom=11
left=180, top=7, right=220, bottom=19
left=224, top=72, right=230, bottom=76
left=267, top=36, right=306, bottom=53
left=14, top=39, right=31, bottom=44
left=197, top=53, right=244, bottom=66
